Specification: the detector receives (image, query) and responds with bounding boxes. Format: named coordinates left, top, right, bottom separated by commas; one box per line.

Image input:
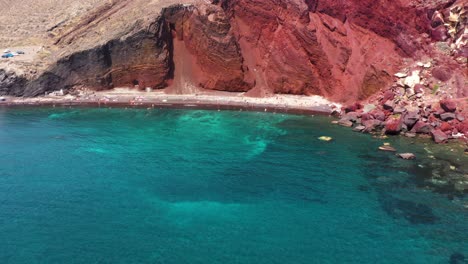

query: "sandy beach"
left=0, top=88, right=343, bottom=115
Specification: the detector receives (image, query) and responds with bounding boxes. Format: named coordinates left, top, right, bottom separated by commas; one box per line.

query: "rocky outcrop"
left=0, top=0, right=466, bottom=107
left=21, top=11, right=175, bottom=96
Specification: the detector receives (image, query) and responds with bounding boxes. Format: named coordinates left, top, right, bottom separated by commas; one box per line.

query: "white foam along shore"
left=1, top=88, right=343, bottom=114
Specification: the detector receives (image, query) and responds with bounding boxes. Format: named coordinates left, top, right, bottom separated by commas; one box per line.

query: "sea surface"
left=0, top=107, right=466, bottom=264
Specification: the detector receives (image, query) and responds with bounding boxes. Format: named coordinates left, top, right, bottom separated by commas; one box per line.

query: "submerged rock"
left=353, top=125, right=366, bottom=132
left=318, top=136, right=333, bottom=142
left=379, top=145, right=397, bottom=152
left=397, top=153, right=416, bottom=160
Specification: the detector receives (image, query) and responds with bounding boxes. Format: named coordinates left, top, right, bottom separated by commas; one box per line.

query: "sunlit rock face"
left=1, top=0, right=466, bottom=104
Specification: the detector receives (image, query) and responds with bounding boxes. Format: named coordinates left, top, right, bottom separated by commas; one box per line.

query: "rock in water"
left=353, top=125, right=366, bottom=132
left=379, top=145, right=397, bottom=152
left=318, top=136, right=333, bottom=142
left=431, top=129, right=448, bottom=143
left=338, top=119, right=353, bottom=127
left=397, top=153, right=416, bottom=160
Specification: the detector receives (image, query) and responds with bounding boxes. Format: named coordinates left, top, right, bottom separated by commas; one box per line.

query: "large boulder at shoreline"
left=411, top=121, right=433, bottom=134
left=385, top=116, right=403, bottom=134
left=403, top=110, right=420, bottom=128
left=431, top=129, right=448, bottom=143
left=363, top=119, right=383, bottom=132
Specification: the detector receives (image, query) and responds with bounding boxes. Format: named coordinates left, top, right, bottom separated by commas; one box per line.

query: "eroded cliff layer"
left=0, top=0, right=466, bottom=103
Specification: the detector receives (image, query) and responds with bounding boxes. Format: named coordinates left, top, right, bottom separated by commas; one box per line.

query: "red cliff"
left=0, top=0, right=466, bottom=105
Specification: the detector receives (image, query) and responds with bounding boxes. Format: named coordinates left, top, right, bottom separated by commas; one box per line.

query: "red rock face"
left=211, top=0, right=402, bottom=101
left=166, top=4, right=254, bottom=92
left=5, top=0, right=466, bottom=104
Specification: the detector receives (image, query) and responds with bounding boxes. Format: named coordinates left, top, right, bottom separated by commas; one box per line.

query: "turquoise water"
left=0, top=107, right=466, bottom=264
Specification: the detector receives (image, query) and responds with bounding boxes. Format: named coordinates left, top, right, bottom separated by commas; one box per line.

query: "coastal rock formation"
left=1, top=0, right=465, bottom=101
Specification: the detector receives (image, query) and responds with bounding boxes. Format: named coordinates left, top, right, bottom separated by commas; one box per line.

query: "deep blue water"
left=0, top=107, right=466, bottom=264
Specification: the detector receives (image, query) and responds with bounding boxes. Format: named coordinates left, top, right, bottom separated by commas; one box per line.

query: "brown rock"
left=385, top=116, right=403, bottom=135
left=456, top=120, right=468, bottom=136
left=363, top=119, right=383, bottom=132
left=440, top=112, right=456, bottom=121
left=431, top=129, right=448, bottom=143
left=379, top=145, right=397, bottom=152
left=403, top=110, right=420, bottom=128
left=439, top=122, right=453, bottom=132
left=440, top=99, right=457, bottom=112
left=411, top=121, right=432, bottom=134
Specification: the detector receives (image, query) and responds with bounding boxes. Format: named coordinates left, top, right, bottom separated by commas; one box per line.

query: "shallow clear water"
left=0, top=107, right=466, bottom=264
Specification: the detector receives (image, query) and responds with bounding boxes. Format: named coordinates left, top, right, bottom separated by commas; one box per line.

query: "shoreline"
left=0, top=89, right=342, bottom=116
left=1, top=88, right=467, bottom=148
